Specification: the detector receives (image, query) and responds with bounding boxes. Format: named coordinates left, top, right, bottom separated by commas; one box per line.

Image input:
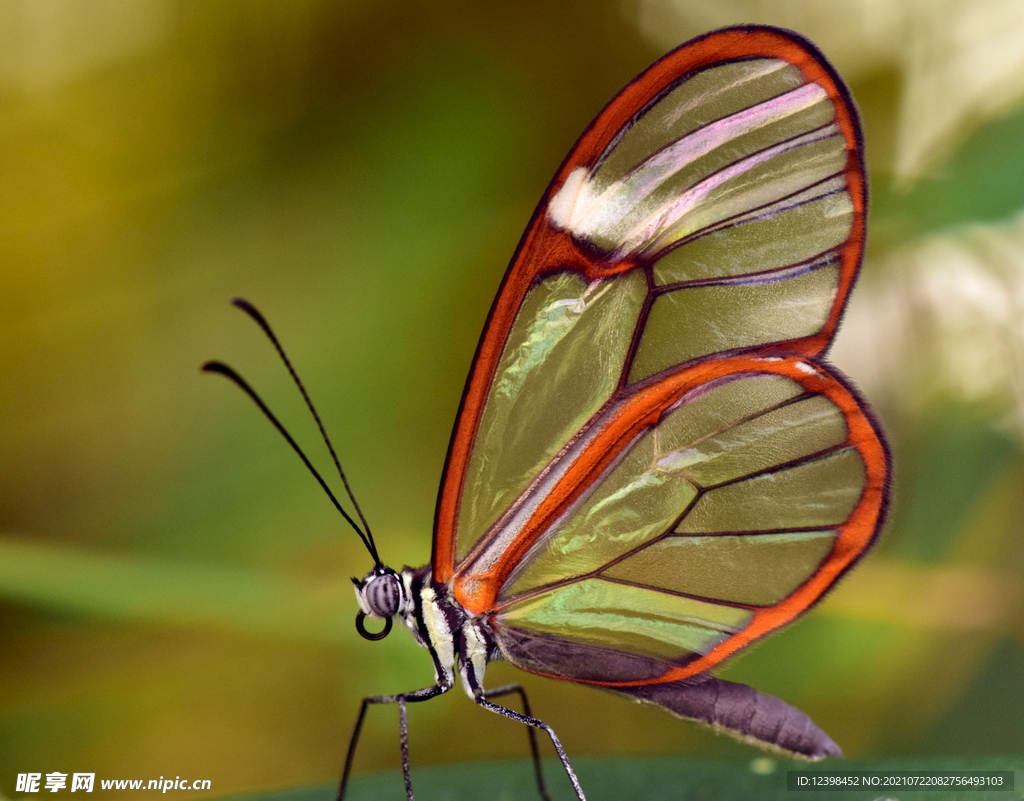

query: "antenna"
left=202, top=300, right=381, bottom=566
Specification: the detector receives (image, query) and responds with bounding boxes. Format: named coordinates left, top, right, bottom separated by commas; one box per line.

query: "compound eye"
left=364, top=571, right=402, bottom=618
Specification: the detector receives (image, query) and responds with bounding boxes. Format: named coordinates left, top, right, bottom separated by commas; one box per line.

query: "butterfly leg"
left=471, top=686, right=585, bottom=801
left=480, top=683, right=551, bottom=801
left=336, top=682, right=452, bottom=801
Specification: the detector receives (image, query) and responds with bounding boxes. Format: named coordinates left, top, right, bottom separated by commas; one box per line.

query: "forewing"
left=487, top=356, right=888, bottom=685
left=433, top=26, right=867, bottom=583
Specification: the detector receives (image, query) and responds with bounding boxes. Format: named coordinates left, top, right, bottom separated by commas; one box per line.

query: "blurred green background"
left=3, top=0, right=1024, bottom=798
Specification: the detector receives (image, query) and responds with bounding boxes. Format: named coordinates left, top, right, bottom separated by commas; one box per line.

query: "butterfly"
left=206, top=22, right=888, bottom=801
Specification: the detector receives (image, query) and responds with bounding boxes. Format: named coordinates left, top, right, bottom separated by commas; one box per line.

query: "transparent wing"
left=484, top=356, right=887, bottom=684
left=433, top=26, right=867, bottom=582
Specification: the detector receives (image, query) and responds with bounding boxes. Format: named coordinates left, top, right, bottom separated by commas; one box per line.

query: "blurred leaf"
left=0, top=535, right=350, bottom=642
left=914, top=638, right=1024, bottom=755
left=873, top=104, right=1024, bottom=249
left=888, top=409, right=1018, bottom=564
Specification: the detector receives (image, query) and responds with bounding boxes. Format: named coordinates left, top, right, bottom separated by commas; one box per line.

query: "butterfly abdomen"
left=616, top=674, right=842, bottom=760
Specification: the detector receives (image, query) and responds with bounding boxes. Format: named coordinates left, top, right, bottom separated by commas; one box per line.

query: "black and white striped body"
left=395, top=566, right=492, bottom=700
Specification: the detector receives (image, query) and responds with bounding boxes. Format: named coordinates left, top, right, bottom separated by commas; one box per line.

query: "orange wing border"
left=432, top=25, right=868, bottom=584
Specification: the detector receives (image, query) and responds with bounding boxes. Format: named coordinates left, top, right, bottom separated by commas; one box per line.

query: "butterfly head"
left=352, top=565, right=403, bottom=641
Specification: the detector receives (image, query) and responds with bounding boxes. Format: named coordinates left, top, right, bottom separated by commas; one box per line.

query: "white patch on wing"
left=546, top=82, right=840, bottom=261
left=547, top=166, right=590, bottom=230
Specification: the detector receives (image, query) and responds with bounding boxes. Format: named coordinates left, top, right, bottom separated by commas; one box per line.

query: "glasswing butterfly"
left=206, top=23, right=889, bottom=801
